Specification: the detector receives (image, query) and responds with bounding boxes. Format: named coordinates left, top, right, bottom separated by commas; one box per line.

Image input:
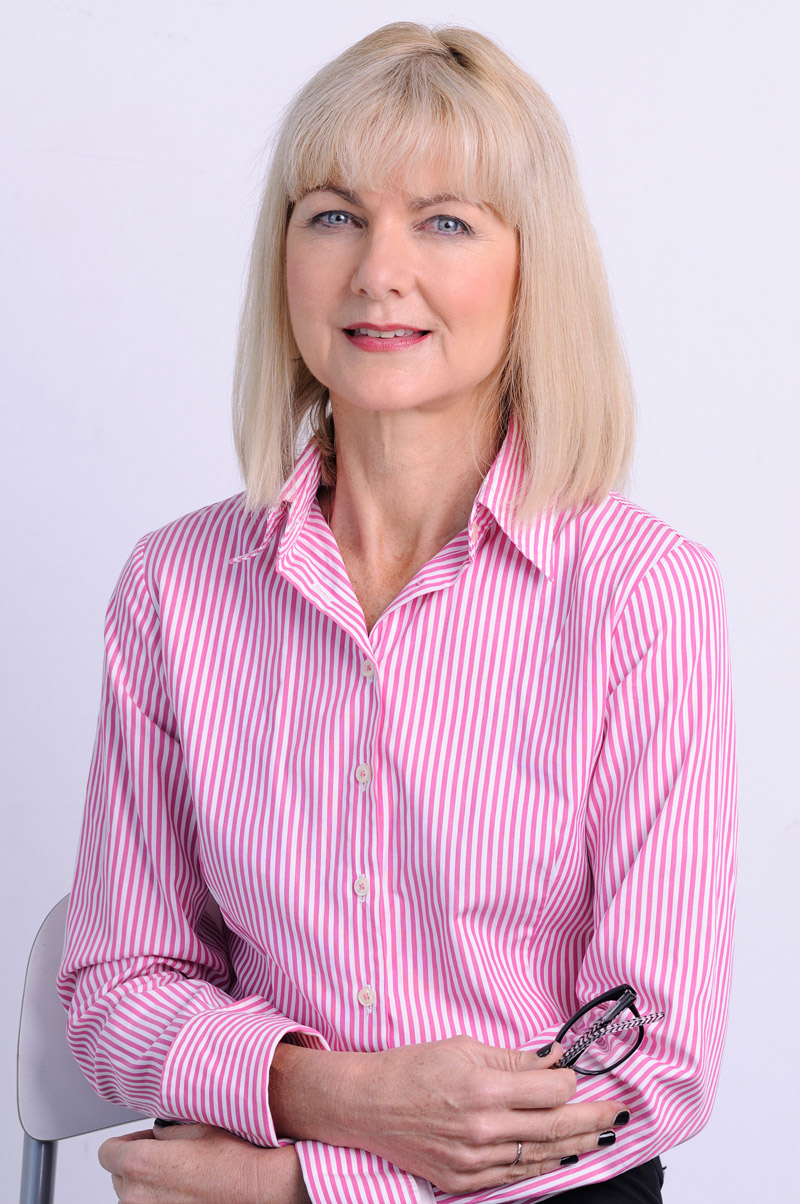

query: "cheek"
left=483, top=249, right=518, bottom=327
left=285, top=254, right=316, bottom=330
left=451, top=238, right=517, bottom=315
left=285, top=256, right=330, bottom=374
left=451, top=261, right=517, bottom=351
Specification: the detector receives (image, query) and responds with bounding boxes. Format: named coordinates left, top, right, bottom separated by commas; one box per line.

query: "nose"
left=350, top=225, right=415, bottom=299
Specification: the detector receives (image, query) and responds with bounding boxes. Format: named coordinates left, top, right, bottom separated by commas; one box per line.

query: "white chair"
left=17, top=895, right=149, bottom=1204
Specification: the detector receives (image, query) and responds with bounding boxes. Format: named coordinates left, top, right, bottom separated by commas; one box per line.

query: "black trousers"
left=550, top=1158, right=664, bottom=1203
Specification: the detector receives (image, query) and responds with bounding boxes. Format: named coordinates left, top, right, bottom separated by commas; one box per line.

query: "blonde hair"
left=234, top=22, right=634, bottom=518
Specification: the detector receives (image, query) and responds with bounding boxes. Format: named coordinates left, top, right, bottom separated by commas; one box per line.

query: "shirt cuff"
left=161, top=996, right=330, bottom=1145
left=296, top=1141, right=436, bottom=1204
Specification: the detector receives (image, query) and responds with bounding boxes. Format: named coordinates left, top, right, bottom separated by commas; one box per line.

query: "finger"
left=98, top=1131, right=154, bottom=1171
left=535, top=1141, right=617, bottom=1180
left=512, top=1041, right=565, bottom=1071
left=474, top=1095, right=630, bottom=1157
left=485, top=1063, right=578, bottom=1110
left=152, top=1121, right=211, bottom=1142
left=513, top=1099, right=629, bottom=1144
left=452, top=1123, right=628, bottom=1192
left=513, top=1120, right=626, bottom=1167
left=479, top=1045, right=576, bottom=1112
left=480, top=1040, right=564, bottom=1074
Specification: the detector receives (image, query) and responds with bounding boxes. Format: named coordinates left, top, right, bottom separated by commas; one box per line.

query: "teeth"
left=352, top=328, right=421, bottom=338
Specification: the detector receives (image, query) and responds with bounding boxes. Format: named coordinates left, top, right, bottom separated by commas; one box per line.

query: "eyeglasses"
left=552, top=984, right=665, bottom=1077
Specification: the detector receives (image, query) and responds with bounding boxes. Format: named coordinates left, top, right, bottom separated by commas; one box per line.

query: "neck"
left=324, top=403, right=497, bottom=563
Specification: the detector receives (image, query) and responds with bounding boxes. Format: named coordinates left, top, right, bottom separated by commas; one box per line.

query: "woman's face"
left=285, top=173, right=518, bottom=427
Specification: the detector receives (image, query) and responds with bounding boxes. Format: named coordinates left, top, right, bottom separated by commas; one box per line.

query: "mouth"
left=343, top=324, right=431, bottom=350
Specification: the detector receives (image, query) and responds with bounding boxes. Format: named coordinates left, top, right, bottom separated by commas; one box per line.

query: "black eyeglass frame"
left=554, top=984, right=644, bottom=1076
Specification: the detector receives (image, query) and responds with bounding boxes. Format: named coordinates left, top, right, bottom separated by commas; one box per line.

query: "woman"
left=59, top=23, right=736, bottom=1204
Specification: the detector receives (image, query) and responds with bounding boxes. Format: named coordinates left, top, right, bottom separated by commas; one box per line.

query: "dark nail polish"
left=153, top=1118, right=178, bottom=1128
left=613, top=1110, right=631, bottom=1127
left=536, top=1043, right=552, bottom=1057
left=560, top=1155, right=580, bottom=1167
left=597, top=1131, right=616, bottom=1148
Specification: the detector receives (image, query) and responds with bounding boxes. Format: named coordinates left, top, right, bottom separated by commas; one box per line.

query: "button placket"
left=353, top=647, right=380, bottom=1024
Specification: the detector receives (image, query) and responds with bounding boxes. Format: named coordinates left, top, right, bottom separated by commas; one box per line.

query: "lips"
left=342, top=324, right=431, bottom=351
left=344, top=325, right=429, bottom=338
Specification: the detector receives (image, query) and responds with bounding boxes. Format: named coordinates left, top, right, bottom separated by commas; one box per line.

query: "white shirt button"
left=355, top=763, right=372, bottom=785
left=361, top=659, right=376, bottom=681
left=354, top=875, right=370, bottom=897
left=357, top=985, right=377, bottom=1007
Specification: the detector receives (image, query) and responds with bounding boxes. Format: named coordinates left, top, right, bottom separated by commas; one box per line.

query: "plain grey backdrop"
left=2, top=1, right=798, bottom=1200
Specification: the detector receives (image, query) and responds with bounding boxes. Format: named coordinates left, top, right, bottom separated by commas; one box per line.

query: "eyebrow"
left=302, top=185, right=487, bottom=213
left=306, top=185, right=359, bottom=206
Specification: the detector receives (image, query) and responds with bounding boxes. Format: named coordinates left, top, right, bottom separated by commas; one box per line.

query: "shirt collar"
left=232, top=415, right=556, bottom=580
left=229, top=439, right=322, bottom=565
left=472, top=415, right=557, bottom=579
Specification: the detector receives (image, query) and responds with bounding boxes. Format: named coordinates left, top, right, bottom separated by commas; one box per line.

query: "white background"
left=2, top=2, right=798, bottom=1200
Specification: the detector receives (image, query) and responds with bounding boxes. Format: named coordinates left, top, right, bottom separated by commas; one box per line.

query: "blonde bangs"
left=279, top=44, right=530, bottom=227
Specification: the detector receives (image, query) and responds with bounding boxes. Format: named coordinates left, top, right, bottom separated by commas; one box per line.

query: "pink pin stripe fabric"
left=59, top=418, right=736, bottom=1204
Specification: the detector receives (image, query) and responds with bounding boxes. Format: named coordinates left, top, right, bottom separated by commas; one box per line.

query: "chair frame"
left=17, top=895, right=148, bottom=1204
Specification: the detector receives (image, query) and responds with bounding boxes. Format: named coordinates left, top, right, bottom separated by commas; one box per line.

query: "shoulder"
left=554, top=493, right=726, bottom=622
left=115, top=493, right=278, bottom=606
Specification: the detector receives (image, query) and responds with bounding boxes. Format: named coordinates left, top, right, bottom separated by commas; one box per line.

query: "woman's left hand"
left=99, top=1122, right=311, bottom=1204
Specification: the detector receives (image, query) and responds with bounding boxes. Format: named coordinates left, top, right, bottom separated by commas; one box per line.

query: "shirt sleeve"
left=569, top=537, right=737, bottom=1169
left=437, top=535, right=737, bottom=1203
left=295, top=1145, right=436, bottom=1204
left=57, top=537, right=330, bottom=1147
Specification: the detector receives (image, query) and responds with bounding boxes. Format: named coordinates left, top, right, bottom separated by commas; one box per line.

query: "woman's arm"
left=58, top=537, right=330, bottom=1145
left=270, top=1038, right=628, bottom=1194
left=524, top=536, right=737, bottom=1184
left=98, top=1036, right=629, bottom=1204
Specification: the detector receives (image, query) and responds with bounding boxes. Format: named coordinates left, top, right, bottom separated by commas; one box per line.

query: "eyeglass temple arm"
left=555, top=986, right=638, bottom=1043
left=554, top=1009, right=665, bottom=1070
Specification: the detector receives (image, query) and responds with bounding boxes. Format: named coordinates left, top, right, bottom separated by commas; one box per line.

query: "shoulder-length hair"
left=234, top=22, right=634, bottom=519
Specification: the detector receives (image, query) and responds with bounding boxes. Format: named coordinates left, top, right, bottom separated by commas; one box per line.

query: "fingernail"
left=153, top=1118, right=178, bottom=1128
left=560, top=1155, right=580, bottom=1166
left=536, top=1043, right=552, bottom=1057
left=597, top=1131, right=616, bottom=1147
left=613, top=1110, right=631, bottom=1127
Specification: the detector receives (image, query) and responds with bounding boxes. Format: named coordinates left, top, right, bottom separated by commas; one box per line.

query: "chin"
left=330, top=385, right=441, bottom=416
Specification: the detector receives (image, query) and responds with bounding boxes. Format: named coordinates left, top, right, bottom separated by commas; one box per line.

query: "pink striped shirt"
left=59, top=416, right=736, bottom=1203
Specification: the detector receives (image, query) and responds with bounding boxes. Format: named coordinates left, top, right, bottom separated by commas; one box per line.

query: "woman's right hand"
left=270, top=1036, right=630, bottom=1194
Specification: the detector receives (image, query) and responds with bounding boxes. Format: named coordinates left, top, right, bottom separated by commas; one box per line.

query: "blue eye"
left=315, top=210, right=353, bottom=227
left=430, top=215, right=469, bottom=234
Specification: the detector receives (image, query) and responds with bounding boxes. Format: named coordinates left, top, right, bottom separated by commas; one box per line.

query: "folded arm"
left=58, top=539, right=329, bottom=1145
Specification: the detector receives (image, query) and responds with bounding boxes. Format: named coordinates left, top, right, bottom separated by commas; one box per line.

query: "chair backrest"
left=17, top=894, right=148, bottom=1142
